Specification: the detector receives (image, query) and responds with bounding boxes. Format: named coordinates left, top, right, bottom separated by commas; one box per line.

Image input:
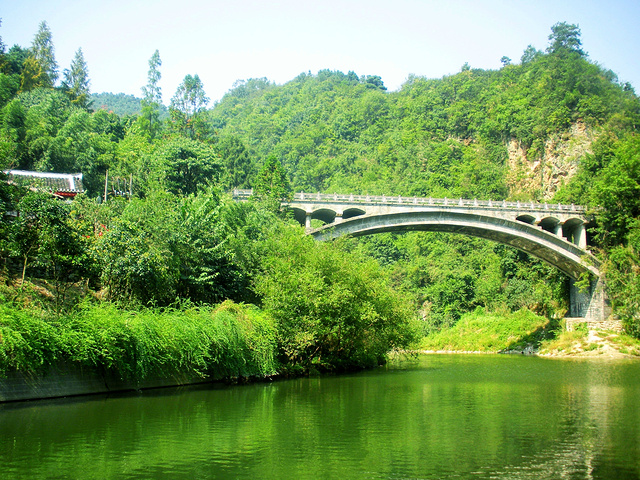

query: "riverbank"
left=419, top=308, right=640, bottom=359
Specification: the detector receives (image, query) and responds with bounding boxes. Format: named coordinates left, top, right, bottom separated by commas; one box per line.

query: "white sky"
left=2, top=0, right=639, bottom=105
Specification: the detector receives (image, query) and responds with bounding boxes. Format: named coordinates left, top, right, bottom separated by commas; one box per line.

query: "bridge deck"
left=233, top=189, right=585, bottom=215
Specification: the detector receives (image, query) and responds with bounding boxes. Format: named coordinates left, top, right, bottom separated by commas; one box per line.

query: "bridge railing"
left=232, top=189, right=585, bottom=213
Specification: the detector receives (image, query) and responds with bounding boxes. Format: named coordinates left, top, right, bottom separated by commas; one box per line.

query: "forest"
left=1, top=20, right=639, bottom=380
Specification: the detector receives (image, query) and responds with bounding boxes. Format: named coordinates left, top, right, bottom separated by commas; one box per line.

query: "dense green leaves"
left=0, top=301, right=278, bottom=379
left=157, top=137, right=220, bottom=196
left=254, top=225, right=419, bottom=371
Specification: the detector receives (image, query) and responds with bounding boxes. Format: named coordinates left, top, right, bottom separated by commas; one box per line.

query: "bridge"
left=233, top=190, right=611, bottom=322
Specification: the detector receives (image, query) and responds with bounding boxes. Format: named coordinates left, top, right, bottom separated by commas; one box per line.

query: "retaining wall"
left=0, top=364, right=210, bottom=403
left=565, top=317, right=624, bottom=333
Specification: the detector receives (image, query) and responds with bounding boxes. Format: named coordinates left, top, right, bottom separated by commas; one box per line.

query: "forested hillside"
left=90, top=92, right=170, bottom=119
left=1, top=19, right=639, bottom=360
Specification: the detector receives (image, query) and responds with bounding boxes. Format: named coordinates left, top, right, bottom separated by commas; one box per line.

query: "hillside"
left=1, top=22, right=639, bottom=339
left=90, top=92, right=169, bottom=119
left=209, top=53, right=638, bottom=202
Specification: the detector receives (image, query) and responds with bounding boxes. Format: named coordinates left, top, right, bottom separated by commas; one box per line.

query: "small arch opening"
left=312, top=208, right=337, bottom=225
left=516, top=214, right=536, bottom=225
left=343, top=208, right=366, bottom=220
left=539, top=216, right=560, bottom=234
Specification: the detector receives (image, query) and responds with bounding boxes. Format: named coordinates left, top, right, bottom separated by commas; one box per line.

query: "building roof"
left=3, top=170, right=84, bottom=195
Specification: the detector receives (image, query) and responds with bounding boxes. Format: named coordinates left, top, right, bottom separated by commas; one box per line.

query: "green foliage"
left=0, top=300, right=278, bottom=380
left=91, top=92, right=167, bottom=118
left=352, top=233, right=567, bottom=334
left=252, top=155, right=292, bottom=213
left=170, top=74, right=210, bottom=139
left=420, top=308, right=549, bottom=352
left=547, top=22, right=585, bottom=57
left=601, top=221, right=640, bottom=337
left=254, top=225, right=419, bottom=372
left=61, top=48, right=91, bottom=109
left=92, top=189, right=244, bottom=306
left=216, top=135, right=252, bottom=189
left=30, top=21, right=58, bottom=87
left=139, top=49, right=163, bottom=139
left=156, top=136, right=221, bottom=196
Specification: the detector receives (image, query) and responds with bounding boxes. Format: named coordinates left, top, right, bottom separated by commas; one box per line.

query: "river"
left=1, top=354, right=639, bottom=479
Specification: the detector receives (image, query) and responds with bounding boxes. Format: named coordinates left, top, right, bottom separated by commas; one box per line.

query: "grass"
left=420, top=308, right=550, bottom=353
left=539, top=327, right=640, bottom=356
left=0, top=299, right=279, bottom=380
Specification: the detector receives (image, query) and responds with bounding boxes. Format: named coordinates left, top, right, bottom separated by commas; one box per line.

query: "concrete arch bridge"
left=233, top=190, right=611, bottom=322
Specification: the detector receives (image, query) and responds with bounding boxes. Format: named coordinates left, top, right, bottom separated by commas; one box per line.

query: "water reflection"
left=1, top=355, right=639, bottom=479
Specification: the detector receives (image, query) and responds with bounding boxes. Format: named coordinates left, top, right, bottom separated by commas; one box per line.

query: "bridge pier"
left=569, top=277, right=612, bottom=322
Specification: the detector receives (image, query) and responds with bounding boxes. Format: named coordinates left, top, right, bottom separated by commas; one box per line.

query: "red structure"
left=3, top=170, right=84, bottom=199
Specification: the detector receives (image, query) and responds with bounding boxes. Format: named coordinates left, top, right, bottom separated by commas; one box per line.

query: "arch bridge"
left=233, top=190, right=610, bottom=322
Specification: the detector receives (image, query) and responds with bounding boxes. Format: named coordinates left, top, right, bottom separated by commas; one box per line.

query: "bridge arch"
left=310, top=210, right=609, bottom=320
left=310, top=210, right=599, bottom=280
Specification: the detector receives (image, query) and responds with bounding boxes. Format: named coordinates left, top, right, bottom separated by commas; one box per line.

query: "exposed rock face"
left=505, top=122, right=596, bottom=200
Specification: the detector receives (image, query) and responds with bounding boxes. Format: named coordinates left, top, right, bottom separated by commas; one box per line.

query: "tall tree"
left=30, top=21, right=58, bottom=87
left=139, top=50, right=163, bottom=139
left=547, top=22, right=585, bottom=56
left=19, top=56, right=45, bottom=92
left=62, top=48, right=91, bottom=109
left=170, top=74, right=209, bottom=138
left=141, top=49, right=162, bottom=105
left=252, top=155, right=291, bottom=213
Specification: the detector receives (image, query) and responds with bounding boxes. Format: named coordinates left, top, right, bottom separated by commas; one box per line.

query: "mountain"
left=90, top=92, right=169, bottom=119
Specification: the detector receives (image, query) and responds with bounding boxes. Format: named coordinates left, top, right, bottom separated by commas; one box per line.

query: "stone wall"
left=0, top=364, right=209, bottom=403
left=565, top=317, right=624, bottom=333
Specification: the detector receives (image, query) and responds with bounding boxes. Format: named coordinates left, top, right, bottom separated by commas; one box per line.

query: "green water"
left=1, top=354, right=639, bottom=479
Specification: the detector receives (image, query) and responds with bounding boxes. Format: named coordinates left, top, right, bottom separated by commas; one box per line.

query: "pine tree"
left=62, top=48, right=91, bottom=108
left=31, top=21, right=58, bottom=87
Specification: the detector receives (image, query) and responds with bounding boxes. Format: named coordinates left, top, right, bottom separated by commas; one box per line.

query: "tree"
left=363, top=75, right=387, bottom=91
left=30, top=21, right=58, bottom=87
left=253, top=155, right=291, bottom=212
left=141, top=49, right=162, bottom=105
left=217, top=135, right=252, bottom=189
left=62, top=48, right=91, bottom=109
left=254, top=226, right=419, bottom=371
left=169, top=74, right=209, bottom=138
left=520, top=45, right=541, bottom=64
left=140, top=49, right=162, bottom=139
left=9, top=191, right=85, bottom=307
left=547, top=22, right=585, bottom=56
left=157, top=137, right=221, bottom=196
left=19, top=56, right=45, bottom=92
left=0, top=18, right=6, bottom=72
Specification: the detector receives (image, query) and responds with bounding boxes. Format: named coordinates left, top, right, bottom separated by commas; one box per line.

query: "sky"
left=2, top=0, right=640, bottom=105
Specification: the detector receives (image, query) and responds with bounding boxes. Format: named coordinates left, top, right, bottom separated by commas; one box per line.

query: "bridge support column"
left=569, top=277, right=611, bottom=322
left=334, top=213, right=343, bottom=224
left=573, top=223, right=587, bottom=249
left=305, top=212, right=312, bottom=230
left=554, top=223, right=563, bottom=237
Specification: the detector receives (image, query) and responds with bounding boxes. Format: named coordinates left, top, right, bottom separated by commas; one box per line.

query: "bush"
left=254, top=225, right=420, bottom=372
left=0, top=301, right=278, bottom=380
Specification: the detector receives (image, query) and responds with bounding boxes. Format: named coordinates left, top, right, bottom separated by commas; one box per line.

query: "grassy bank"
left=420, top=307, right=640, bottom=357
left=538, top=326, right=640, bottom=357
left=420, top=308, right=555, bottom=353
left=0, top=300, right=279, bottom=381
